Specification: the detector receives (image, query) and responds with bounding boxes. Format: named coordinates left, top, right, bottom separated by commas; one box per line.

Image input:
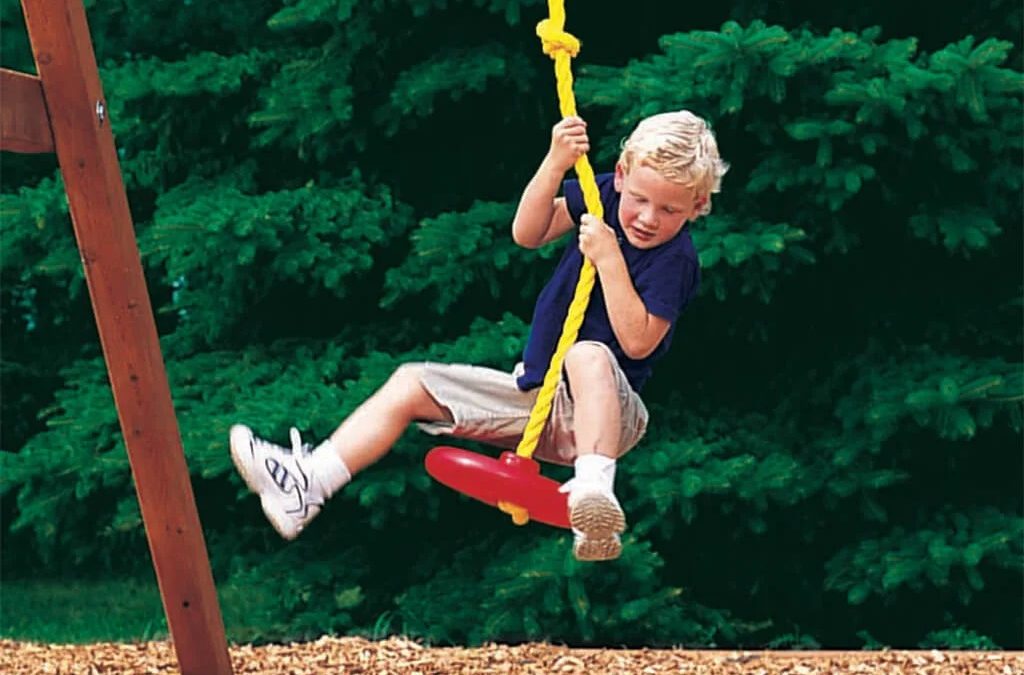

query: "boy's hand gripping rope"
left=515, top=0, right=605, bottom=461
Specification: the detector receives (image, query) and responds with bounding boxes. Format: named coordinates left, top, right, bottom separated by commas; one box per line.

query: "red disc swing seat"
left=424, top=3, right=604, bottom=531
left=425, top=448, right=570, bottom=528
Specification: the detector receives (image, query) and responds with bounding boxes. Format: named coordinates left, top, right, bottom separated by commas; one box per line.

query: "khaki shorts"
left=416, top=341, right=648, bottom=466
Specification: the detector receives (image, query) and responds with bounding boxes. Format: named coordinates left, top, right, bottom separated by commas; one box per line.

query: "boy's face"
left=614, top=163, right=702, bottom=249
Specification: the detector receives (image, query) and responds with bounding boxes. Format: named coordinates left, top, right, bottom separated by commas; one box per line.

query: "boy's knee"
left=564, top=343, right=614, bottom=383
left=388, top=363, right=450, bottom=421
left=386, top=363, right=427, bottom=397
left=383, top=363, right=439, bottom=415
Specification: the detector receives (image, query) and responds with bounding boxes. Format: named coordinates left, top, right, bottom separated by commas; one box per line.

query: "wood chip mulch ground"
left=1, top=637, right=1021, bottom=674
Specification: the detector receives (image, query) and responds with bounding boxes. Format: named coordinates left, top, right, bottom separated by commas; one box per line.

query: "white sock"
left=574, top=453, right=617, bottom=491
left=304, top=438, right=352, bottom=499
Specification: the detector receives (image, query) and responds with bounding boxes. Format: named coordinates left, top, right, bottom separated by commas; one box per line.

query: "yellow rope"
left=515, top=0, right=604, bottom=460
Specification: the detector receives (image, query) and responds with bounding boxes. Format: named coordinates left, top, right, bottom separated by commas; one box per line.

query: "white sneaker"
left=564, top=480, right=626, bottom=562
left=229, top=424, right=322, bottom=540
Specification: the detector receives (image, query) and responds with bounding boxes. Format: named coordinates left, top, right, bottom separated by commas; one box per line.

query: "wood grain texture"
left=0, top=68, right=54, bottom=153
left=15, top=2, right=232, bottom=673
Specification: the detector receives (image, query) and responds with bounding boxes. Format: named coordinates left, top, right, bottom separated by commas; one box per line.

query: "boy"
left=230, top=110, right=727, bottom=561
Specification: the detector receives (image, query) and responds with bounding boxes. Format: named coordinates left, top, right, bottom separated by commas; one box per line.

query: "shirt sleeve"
left=633, top=249, right=700, bottom=323
left=563, top=173, right=614, bottom=225
left=562, top=177, right=585, bottom=224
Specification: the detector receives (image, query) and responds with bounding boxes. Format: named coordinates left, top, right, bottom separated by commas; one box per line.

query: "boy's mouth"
left=629, top=226, right=656, bottom=242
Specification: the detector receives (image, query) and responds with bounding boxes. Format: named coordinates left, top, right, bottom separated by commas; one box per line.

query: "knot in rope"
left=535, top=18, right=580, bottom=58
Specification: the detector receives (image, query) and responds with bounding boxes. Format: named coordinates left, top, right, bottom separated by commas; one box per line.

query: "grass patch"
left=1, top=577, right=278, bottom=644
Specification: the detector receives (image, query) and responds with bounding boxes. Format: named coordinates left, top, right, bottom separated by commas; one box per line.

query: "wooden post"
left=13, top=2, right=233, bottom=673
left=0, top=69, right=54, bottom=153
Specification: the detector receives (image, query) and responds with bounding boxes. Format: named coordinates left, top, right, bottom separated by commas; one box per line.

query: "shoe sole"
left=229, top=425, right=300, bottom=540
left=574, top=535, right=622, bottom=562
left=570, top=492, right=626, bottom=562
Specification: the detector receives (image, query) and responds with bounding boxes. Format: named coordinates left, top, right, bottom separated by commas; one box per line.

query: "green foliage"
left=382, top=201, right=559, bottom=312
left=765, top=629, right=822, bottom=650
left=580, top=21, right=1023, bottom=260
left=2, top=1, right=1020, bottom=650
left=377, top=47, right=534, bottom=136
left=826, top=508, right=1023, bottom=605
left=908, top=210, right=1003, bottom=254
left=267, top=0, right=360, bottom=30
left=626, top=412, right=828, bottom=537
left=230, top=544, right=368, bottom=640
left=395, top=535, right=738, bottom=646
left=692, top=216, right=813, bottom=301
left=141, top=171, right=409, bottom=349
left=919, top=625, right=1000, bottom=650
left=1, top=357, right=128, bottom=567
left=0, top=177, right=80, bottom=293
left=108, top=51, right=271, bottom=102
left=836, top=348, right=1023, bottom=446
left=2, top=341, right=355, bottom=564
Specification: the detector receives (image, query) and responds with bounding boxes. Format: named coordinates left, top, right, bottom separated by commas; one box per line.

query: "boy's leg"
left=328, top=364, right=451, bottom=474
left=563, top=343, right=623, bottom=459
left=230, top=364, right=450, bottom=539
left=561, top=342, right=630, bottom=561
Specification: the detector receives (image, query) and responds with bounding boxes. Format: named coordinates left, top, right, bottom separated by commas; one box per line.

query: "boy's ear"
left=613, top=163, right=625, bottom=192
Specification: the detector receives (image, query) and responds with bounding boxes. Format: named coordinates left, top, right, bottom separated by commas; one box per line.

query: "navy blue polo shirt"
left=516, top=173, right=701, bottom=393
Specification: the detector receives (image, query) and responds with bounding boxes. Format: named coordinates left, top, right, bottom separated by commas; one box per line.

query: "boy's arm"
left=599, top=256, right=671, bottom=359
left=579, top=215, right=671, bottom=359
left=511, top=163, right=575, bottom=248
left=512, top=117, right=589, bottom=249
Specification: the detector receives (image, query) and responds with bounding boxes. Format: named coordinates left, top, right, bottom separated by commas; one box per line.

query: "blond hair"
left=618, top=110, right=728, bottom=215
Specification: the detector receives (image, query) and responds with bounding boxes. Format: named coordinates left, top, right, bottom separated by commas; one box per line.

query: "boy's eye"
left=663, top=207, right=677, bottom=214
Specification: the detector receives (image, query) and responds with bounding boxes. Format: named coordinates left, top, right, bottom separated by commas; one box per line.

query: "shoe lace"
left=249, top=427, right=311, bottom=456
left=288, top=427, right=313, bottom=455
